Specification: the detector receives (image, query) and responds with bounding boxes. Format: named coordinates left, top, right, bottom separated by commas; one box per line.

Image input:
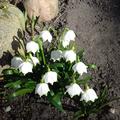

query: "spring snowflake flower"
left=64, top=30, right=76, bottom=41
left=35, top=83, right=50, bottom=97
left=26, top=41, right=39, bottom=54
left=43, top=71, right=57, bottom=85
left=72, top=62, right=88, bottom=76
left=51, top=50, right=63, bottom=61
left=11, top=57, right=23, bottom=68
left=62, top=30, right=76, bottom=48
left=19, top=61, right=33, bottom=75
left=30, top=56, right=39, bottom=66
left=63, top=50, right=76, bottom=63
left=66, top=83, right=83, bottom=98
left=41, top=30, right=52, bottom=42
left=80, top=88, right=98, bottom=102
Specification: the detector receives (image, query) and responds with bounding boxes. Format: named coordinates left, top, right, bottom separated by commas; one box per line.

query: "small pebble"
left=5, top=106, right=11, bottom=112
left=109, top=108, right=116, bottom=114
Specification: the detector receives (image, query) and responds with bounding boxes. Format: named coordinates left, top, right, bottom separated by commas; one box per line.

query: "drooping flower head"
left=63, top=50, right=76, bottom=63
left=80, top=88, right=98, bottom=102
left=35, top=83, right=50, bottom=97
left=66, top=83, right=83, bottom=98
left=11, top=57, right=23, bottom=69
left=62, top=30, right=76, bottom=48
left=72, top=62, right=88, bottom=76
left=41, top=30, right=52, bottom=43
left=51, top=50, right=63, bottom=61
left=26, top=41, right=39, bottom=54
left=43, top=71, right=57, bottom=85
left=19, top=61, right=33, bottom=75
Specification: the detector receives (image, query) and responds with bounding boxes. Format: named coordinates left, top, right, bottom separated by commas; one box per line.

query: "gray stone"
left=0, top=4, right=25, bottom=74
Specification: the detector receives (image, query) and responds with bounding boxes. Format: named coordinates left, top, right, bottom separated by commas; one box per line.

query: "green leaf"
left=2, top=68, right=19, bottom=75
left=24, top=81, right=36, bottom=89
left=77, top=49, right=84, bottom=60
left=50, top=63, right=64, bottom=69
left=77, top=76, right=92, bottom=85
left=11, top=88, right=34, bottom=97
left=4, top=80, right=22, bottom=89
left=48, top=92, right=64, bottom=112
left=88, top=64, right=97, bottom=69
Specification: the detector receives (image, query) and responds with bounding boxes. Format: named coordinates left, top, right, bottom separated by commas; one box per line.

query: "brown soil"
left=0, top=0, right=120, bottom=120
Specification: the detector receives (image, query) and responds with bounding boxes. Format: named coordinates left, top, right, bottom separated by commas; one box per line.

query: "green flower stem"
left=38, top=39, right=46, bottom=65
left=68, top=63, right=73, bottom=71
left=84, top=84, right=89, bottom=90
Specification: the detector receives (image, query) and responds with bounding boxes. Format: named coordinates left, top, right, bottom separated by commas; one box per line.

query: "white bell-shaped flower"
left=66, top=83, right=83, bottom=98
left=43, top=71, right=57, bottom=85
left=35, top=83, right=50, bottom=97
left=19, top=61, right=33, bottom=75
left=11, top=57, right=23, bottom=68
left=64, top=30, right=76, bottom=41
left=80, top=88, right=98, bottom=102
left=30, top=56, right=39, bottom=66
left=62, top=30, right=76, bottom=48
left=51, top=50, right=63, bottom=61
left=72, top=62, right=88, bottom=76
left=26, top=41, right=39, bottom=54
left=41, top=30, right=52, bottom=42
left=63, top=50, right=76, bottom=63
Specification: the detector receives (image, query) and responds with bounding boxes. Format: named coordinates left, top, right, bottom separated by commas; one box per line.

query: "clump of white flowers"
left=5, top=28, right=101, bottom=117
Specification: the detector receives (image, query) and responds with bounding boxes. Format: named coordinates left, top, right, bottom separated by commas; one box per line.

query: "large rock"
left=0, top=3, right=25, bottom=74
left=24, top=0, right=59, bottom=22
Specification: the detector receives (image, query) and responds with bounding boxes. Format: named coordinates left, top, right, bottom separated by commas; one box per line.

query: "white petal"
left=66, top=83, right=83, bottom=98
left=72, top=62, right=88, bottom=75
left=63, top=50, right=76, bottom=63
left=64, top=30, right=76, bottom=41
left=43, top=71, right=57, bottom=85
left=11, top=57, right=23, bottom=68
left=19, top=61, right=33, bottom=75
left=30, top=56, right=39, bottom=66
left=35, top=83, right=50, bottom=97
left=26, top=41, right=39, bottom=54
left=51, top=50, right=63, bottom=61
left=80, top=88, right=98, bottom=102
left=62, top=39, right=70, bottom=48
left=41, top=30, right=52, bottom=42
